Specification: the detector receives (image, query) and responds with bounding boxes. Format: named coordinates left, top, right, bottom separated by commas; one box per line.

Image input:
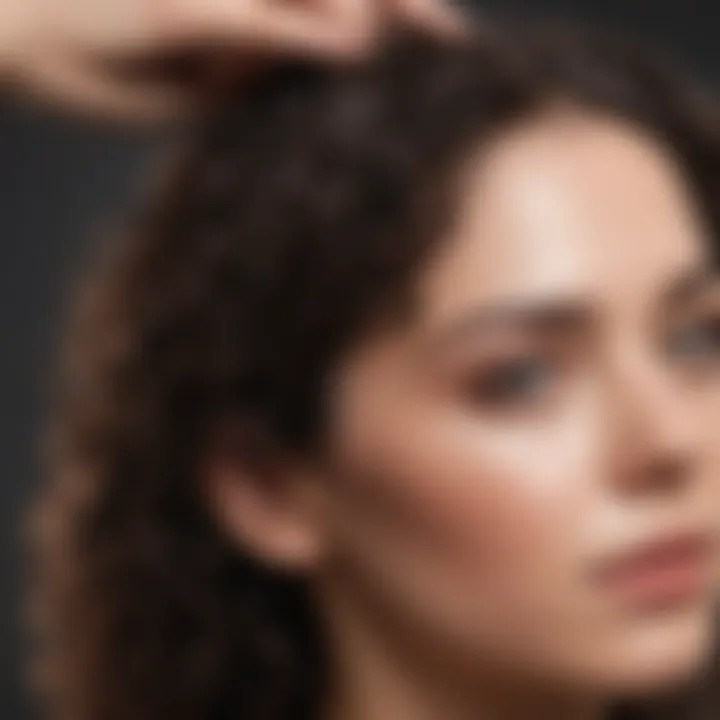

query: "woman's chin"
left=591, top=601, right=717, bottom=698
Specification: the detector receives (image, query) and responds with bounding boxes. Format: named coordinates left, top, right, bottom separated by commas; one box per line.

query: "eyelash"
left=461, top=312, right=720, bottom=411
left=463, top=355, right=560, bottom=410
left=666, top=311, right=720, bottom=369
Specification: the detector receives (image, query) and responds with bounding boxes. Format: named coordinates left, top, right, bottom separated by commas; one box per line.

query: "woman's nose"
left=603, top=348, right=702, bottom=498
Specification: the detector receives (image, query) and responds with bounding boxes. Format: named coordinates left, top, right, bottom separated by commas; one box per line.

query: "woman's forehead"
left=416, top=110, right=710, bottom=326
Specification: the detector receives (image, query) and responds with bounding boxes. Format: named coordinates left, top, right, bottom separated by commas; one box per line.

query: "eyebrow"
left=660, top=264, right=719, bottom=308
left=424, top=298, right=598, bottom=354
left=423, top=264, right=719, bottom=355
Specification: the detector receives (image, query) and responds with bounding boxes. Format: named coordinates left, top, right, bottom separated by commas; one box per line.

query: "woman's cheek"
left=333, top=394, right=602, bottom=616
left=399, top=403, right=602, bottom=585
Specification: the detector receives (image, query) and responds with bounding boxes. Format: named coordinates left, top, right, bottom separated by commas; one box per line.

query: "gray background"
left=2, top=1, right=718, bottom=717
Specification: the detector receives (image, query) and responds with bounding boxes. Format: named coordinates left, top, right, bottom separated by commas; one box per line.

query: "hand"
left=0, top=0, right=467, bottom=121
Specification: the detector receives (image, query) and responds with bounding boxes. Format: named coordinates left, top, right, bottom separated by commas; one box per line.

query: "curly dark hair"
left=28, top=21, right=720, bottom=720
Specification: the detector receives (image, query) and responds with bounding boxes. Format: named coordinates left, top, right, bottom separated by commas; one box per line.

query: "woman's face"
left=319, top=111, right=720, bottom=697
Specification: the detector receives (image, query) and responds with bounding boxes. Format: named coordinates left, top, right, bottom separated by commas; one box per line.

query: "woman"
left=28, top=21, right=720, bottom=720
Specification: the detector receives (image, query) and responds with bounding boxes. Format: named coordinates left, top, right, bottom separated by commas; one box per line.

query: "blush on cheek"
left=327, top=372, right=603, bottom=630
left=395, top=416, right=598, bottom=586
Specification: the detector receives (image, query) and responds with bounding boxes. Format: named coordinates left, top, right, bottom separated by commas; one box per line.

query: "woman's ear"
left=199, top=422, right=329, bottom=573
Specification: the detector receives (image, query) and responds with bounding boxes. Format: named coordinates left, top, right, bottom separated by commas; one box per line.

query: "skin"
left=208, top=110, right=720, bottom=720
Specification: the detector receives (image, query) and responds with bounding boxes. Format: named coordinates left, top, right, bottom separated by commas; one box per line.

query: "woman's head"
left=32, top=23, right=720, bottom=720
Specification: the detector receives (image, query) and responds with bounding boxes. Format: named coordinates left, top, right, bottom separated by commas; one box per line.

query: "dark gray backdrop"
left=2, top=1, right=717, bottom=718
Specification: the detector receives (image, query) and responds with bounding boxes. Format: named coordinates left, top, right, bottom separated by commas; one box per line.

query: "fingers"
left=390, top=0, right=469, bottom=38
left=245, top=5, right=371, bottom=57
left=165, top=0, right=469, bottom=54
left=315, top=0, right=381, bottom=44
left=162, top=0, right=375, bottom=59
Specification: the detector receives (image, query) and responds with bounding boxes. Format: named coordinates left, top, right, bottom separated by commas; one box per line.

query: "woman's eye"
left=464, top=357, right=557, bottom=408
left=667, top=314, right=720, bottom=366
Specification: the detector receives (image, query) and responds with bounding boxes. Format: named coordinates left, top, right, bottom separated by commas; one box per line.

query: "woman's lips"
left=595, top=530, right=715, bottom=609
